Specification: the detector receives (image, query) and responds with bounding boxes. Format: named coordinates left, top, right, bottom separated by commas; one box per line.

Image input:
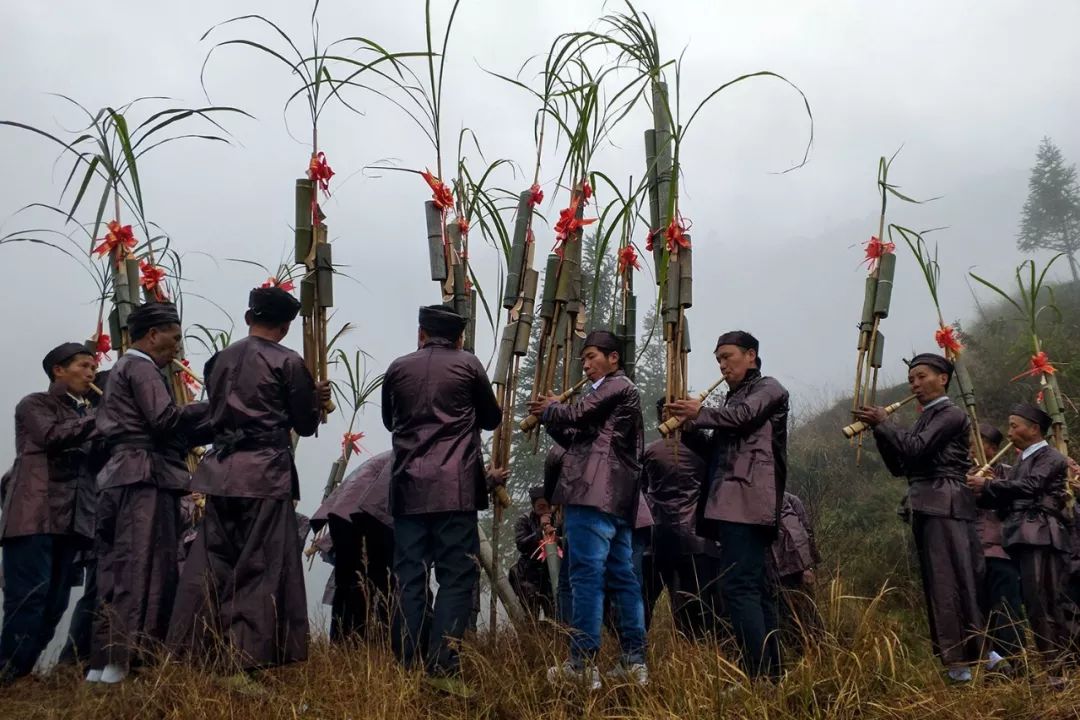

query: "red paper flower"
left=862, top=236, right=895, bottom=269
left=1011, top=351, right=1057, bottom=381
left=552, top=199, right=596, bottom=256
left=665, top=216, right=691, bottom=253
left=618, top=245, right=641, bottom=274
left=529, top=183, right=544, bottom=206
left=581, top=179, right=592, bottom=202
left=934, top=325, right=963, bottom=355
left=308, top=152, right=334, bottom=195
left=93, top=221, right=137, bottom=257
left=94, top=326, right=112, bottom=364
left=421, top=169, right=454, bottom=211
left=261, top=276, right=296, bottom=292
left=457, top=216, right=470, bottom=235
left=179, top=359, right=200, bottom=392
left=645, top=229, right=657, bottom=252
left=342, top=431, right=366, bottom=456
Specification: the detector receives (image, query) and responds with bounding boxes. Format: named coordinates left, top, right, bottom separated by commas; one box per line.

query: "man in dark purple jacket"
left=382, top=305, right=502, bottom=682
left=0, top=343, right=98, bottom=685
left=168, top=287, right=328, bottom=672
left=855, top=353, right=983, bottom=684
left=529, top=329, right=645, bottom=689
left=92, top=302, right=209, bottom=684
left=667, top=330, right=788, bottom=681
left=770, top=491, right=823, bottom=652
left=969, top=403, right=1070, bottom=672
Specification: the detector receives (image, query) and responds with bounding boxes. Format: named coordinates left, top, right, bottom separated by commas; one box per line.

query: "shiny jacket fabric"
left=512, top=511, right=548, bottom=589
left=873, top=398, right=975, bottom=520
left=0, top=383, right=99, bottom=541
left=771, top=491, right=821, bottom=577
left=95, top=353, right=209, bottom=492
left=382, top=338, right=501, bottom=516
left=543, top=371, right=644, bottom=522
left=191, top=337, right=319, bottom=501
left=690, top=370, right=789, bottom=536
left=311, top=451, right=394, bottom=531
left=641, top=436, right=708, bottom=555
left=975, top=463, right=1011, bottom=561
left=983, top=444, right=1070, bottom=552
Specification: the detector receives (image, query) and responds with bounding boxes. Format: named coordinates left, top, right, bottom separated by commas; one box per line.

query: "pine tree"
left=1018, top=137, right=1080, bottom=282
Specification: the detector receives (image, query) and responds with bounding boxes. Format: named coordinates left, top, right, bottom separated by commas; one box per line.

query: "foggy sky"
left=2, top=1, right=1079, bottom=624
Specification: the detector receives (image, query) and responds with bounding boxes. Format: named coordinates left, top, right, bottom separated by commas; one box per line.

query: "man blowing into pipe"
left=0, top=343, right=99, bottom=685
left=667, top=330, right=788, bottom=682
left=529, top=329, right=646, bottom=689
left=168, top=287, right=330, bottom=672
left=91, top=302, right=210, bottom=684
left=854, top=353, right=983, bottom=684
left=382, top=305, right=503, bottom=687
left=968, top=403, right=1070, bottom=676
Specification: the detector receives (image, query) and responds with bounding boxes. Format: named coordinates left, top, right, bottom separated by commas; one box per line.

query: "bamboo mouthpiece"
left=172, top=359, right=203, bottom=385
left=841, top=394, right=917, bottom=439
left=658, top=378, right=724, bottom=437
left=89, top=383, right=103, bottom=396
left=975, top=441, right=1015, bottom=477
left=518, top=377, right=589, bottom=432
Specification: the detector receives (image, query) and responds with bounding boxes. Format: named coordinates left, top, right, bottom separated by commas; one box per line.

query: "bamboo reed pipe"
left=519, top=376, right=588, bottom=433
left=842, top=394, right=917, bottom=439
left=973, top=441, right=1015, bottom=478
left=89, top=383, right=103, bottom=396
left=658, top=377, right=725, bottom=437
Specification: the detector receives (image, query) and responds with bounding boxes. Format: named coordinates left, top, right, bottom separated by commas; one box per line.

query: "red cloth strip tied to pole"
left=261, top=276, right=296, bottom=293
left=862, top=235, right=895, bottom=270
left=94, top=322, right=111, bottom=364
left=421, top=169, right=454, bottom=211
left=342, top=431, right=366, bottom=456
left=618, top=245, right=641, bottom=274
left=140, top=261, right=168, bottom=301
left=935, top=325, right=963, bottom=355
left=92, top=221, right=137, bottom=258
left=1011, top=351, right=1056, bottom=382
left=532, top=535, right=563, bottom=561
left=528, top=183, right=544, bottom=206
left=552, top=198, right=596, bottom=257
left=665, top=215, right=691, bottom=253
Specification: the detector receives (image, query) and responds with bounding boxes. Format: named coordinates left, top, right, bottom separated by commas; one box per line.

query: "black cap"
left=249, top=286, right=301, bottom=325
left=1009, top=403, right=1052, bottom=434
left=42, top=342, right=92, bottom=380
left=528, top=485, right=546, bottom=501
left=128, top=302, right=181, bottom=339
left=418, top=304, right=467, bottom=340
left=978, top=422, right=1004, bottom=448
left=581, top=329, right=620, bottom=356
left=715, top=330, right=761, bottom=368
left=906, top=352, right=954, bottom=378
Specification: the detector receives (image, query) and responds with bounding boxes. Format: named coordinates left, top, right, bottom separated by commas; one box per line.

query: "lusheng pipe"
left=658, top=377, right=724, bottom=437
left=842, top=394, right=917, bottom=438
left=519, top=376, right=588, bottom=433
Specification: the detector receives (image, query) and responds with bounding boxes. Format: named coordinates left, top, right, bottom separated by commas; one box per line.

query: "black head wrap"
left=418, top=305, right=467, bottom=340
left=905, top=352, right=954, bottom=378
left=715, top=330, right=761, bottom=368
left=528, top=485, right=546, bottom=502
left=1009, top=402, right=1052, bottom=434
left=249, top=287, right=301, bottom=325
left=978, top=422, right=1004, bottom=448
left=128, top=302, right=181, bottom=340
left=42, top=342, right=92, bottom=380
left=581, top=329, right=620, bottom=356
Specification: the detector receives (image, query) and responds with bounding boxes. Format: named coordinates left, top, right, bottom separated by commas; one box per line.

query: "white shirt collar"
left=921, top=396, right=949, bottom=411
left=125, top=348, right=155, bottom=364
left=591, top=376, right=605, bottom=391
left=1021, top=440, right=1049, bottom=461
left=66, top=393, right=90, bottom=408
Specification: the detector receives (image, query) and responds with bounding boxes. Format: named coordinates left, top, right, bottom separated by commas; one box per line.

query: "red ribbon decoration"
left=934, top=325, right=963, bottom=355
left=308, top=152, right=335, bottom=195
left=421, top=169, right=454, bottom=211
left=1011, top=351, right=1057, bottom=382
left=179, top=359, right=200, bottom=393
left=645, top=229, right=656, bottom=252
left=581, top=179, right=592, bottom=203
left=529, top=183, right=544, bottom=206
left=457, top=217, right=470, bottom=235
left=665, top=215, right=691, bottom=253
left=532, top=535, right=563, bottom=561
left=618, top=245, right=641, bottom=274
left=261, top=276, right=296, bottom=293
left=862, top=236, right=895, bottom=269
left=94, top=325, right=112, bottom=364
left=552, top=199, right=596, bottom=257
left=342, top=431, right=366, bottom=456
left=139, top=261, right=168, bottom=300
left=92, top=221, right=137, bottom=258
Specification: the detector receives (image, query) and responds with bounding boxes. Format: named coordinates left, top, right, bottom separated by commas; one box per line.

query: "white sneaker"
left=85, top=668, right=103, bottom=683
left=100, top=664, right=128, bottom=684
left=946, top=666, right=972, bottom=684
left=606, top=662, right=649, bottom=686
left=547, top=661, right=601, bottom=691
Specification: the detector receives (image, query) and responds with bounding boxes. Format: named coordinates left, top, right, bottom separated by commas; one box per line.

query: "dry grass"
left=3, top=579, right=1080, bottom=720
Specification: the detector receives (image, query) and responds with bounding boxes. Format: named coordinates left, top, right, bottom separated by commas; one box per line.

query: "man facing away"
left=381, top=305, right=503, bottom=688
left=168, top=286, right=329, bottom=673
left=667, top=330, right=788, bottom=682
left=529, top=329, right=646, bottom=689
left=92, top=302, right=209, bottom=684
left=0, top=343, right=99, bottom=685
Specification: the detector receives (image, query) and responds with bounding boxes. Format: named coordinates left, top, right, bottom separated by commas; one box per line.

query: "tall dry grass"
left=3, top=576, right=1079, bottom=720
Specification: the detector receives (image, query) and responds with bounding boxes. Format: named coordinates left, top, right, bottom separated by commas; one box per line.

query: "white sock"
left=100, top=664, right=128, bottom=684
left=85, top=669, right=103, bottom=683
left=986, top=651, right=1005, bottom=670
left=947, top=667, right=972, bottom=682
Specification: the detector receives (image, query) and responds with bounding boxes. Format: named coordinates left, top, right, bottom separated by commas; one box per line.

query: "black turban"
left=1009, top=403, right=1052, bottom=434
left=978, top=422, right=1004, bottom=448
left=419, top=304, right=467, bottom=340
left=528, top=485, right=546, bottom=502
left=42, top=342, right=92, bottom=380
left=581, top=329, right=620, bottom=356
left=249, top=287, right=301, bottom=324
left=128, top=302, right=181, bottom=339
left=715, top=330, right=762, bottom=368
left=906, top=352, right=953, bottom=378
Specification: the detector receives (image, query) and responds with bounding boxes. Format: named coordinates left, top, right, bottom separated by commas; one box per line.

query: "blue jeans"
left=564, top=505, right=645, bottom=666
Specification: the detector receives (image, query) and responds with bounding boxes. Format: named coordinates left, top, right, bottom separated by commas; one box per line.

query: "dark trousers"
left=328, top=517, right=395, bottom=643
left=59, top=559, right=98, bottom=666
left=658, top=552, right=724, bottom=641
left=982, top=556, right=1024, bottom=659
left=1012, top=545, right=1067, bottom=665
left=0, top=534, right=79, bottom=682
left=776, top=572, right=823, bottom=653
left=718, top=521, right=780, bottom=680
left=393, top=511, right=479, bottom=676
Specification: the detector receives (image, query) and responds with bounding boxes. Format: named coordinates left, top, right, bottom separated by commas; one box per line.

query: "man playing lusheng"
left=530, top=329, right=646, bottom=689
left=854, top=353, right=983, bottom=684
left=667, top=330, right=788, bottom=682
left=168, top=286, right=329, bottom=672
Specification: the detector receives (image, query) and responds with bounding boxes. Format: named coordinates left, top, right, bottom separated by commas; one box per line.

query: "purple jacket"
left=382, top=338, right=501, bottom=516
left=641, top=436, right=708, bottom=555
left=311, top=451, right=394, bottom=531
left=0, top=383, right=99, bottom=541
left=772, top=491, right=821, bottom=577
left=691, top=371, right=788, bottom=536
left=983, top=444, right=1069, bottom=552
left=873, top=397, right=975, bottom=521
left=96, top=352, right=209, bottom=492
left=975, top=463, right=1011, bottom=561
left=191, top=337, right=319, bottom=500
left=543, top=371, right=644, bottom=522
